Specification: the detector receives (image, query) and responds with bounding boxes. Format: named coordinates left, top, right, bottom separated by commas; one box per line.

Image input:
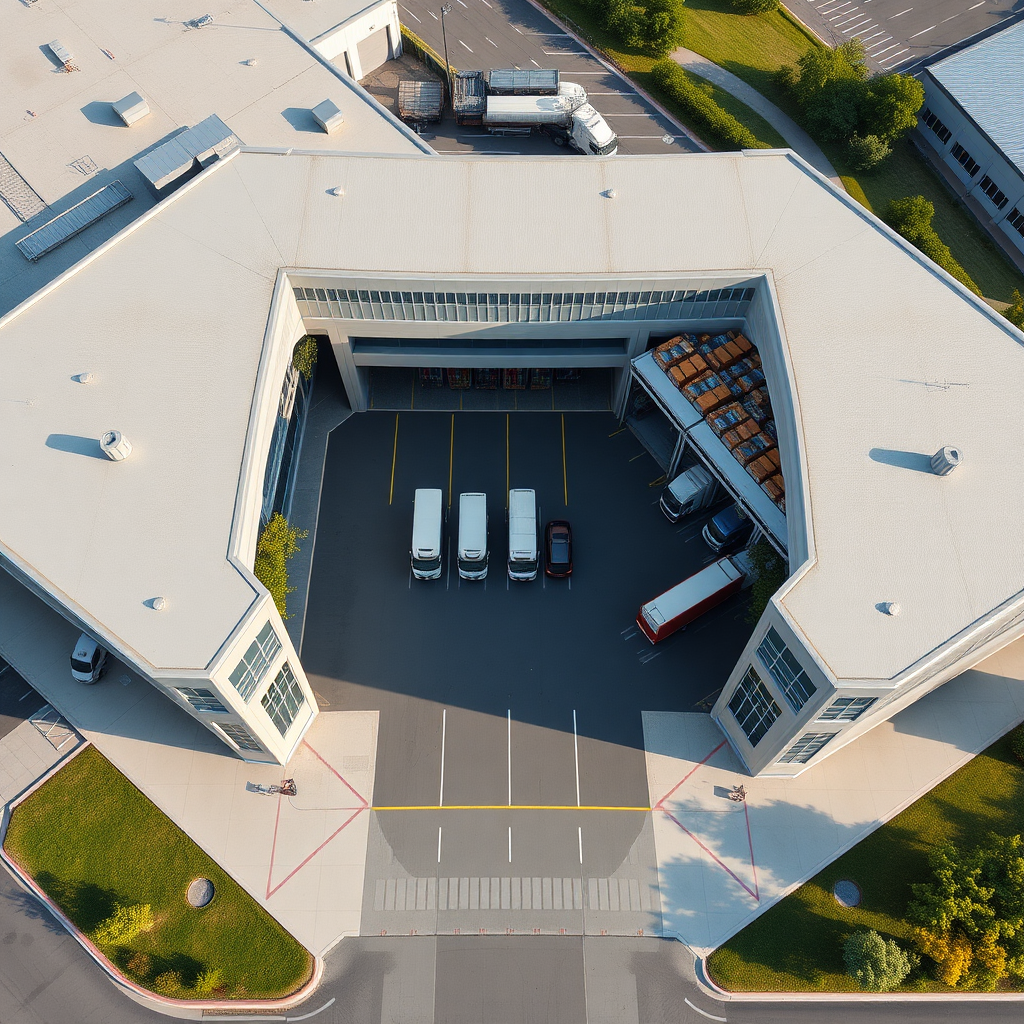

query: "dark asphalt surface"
left=785, top=0, right=1020, bottom=71
left=0, top=661, right=45, bottom=742
left=396, top=0, right=701, bottom=155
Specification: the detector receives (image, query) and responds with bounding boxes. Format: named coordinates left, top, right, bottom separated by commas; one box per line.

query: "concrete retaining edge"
left=0, top=740, right=324, bottom=1020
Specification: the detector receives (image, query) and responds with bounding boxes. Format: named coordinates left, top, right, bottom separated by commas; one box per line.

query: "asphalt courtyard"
left=301, top=410, right=749, bottom=937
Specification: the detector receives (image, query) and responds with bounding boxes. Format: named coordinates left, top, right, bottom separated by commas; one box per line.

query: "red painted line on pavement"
left=743, top=799, right=759, bottom=901
left=662, top=809, right=759, bottom=901
left=303, top=739, right=369, bottom=806
left=267, top=807, right=366, bottom=899
left=654, top=740, right=727, bottom=809
left=265, top=791, right=285, bottom=900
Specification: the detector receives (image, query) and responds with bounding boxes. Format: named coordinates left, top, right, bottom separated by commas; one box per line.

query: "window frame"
left=728, top=666, right=781, bottom=747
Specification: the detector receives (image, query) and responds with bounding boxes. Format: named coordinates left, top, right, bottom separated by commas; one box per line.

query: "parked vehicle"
left=659, top=465, right=717, bottom=522
left=71, top=632, right=107, bottom=683
left=544, top=520, right=573, bottom=578
left=702, top=504, right=754, bottom=555
left=397, top=80, right=443, bottom=126
left=453, top=69, right=617, bottom=155
left=636, top=557, right=744, bottom=644
left=458, top=492, right=489, bottom=580
left=411, top=488, right=444, bottom=580
left=507, top=489, right=539, bottom=581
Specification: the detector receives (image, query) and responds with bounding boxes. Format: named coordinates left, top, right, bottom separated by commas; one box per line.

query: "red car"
left=544, top=520, right=573, bottom=578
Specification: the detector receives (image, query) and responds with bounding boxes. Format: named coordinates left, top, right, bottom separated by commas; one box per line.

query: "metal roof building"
left=917, top=18, right=1024, bottom=259
left=1, top=147, right=1023, bottom=772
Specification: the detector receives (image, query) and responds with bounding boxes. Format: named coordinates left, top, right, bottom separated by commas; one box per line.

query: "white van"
left=411, top=488, right=444, bottom=580
left=458, top=492, right=489, bottom=580
left=507, top=488, right=538, bottom=581
left=71, top=632, right=108, bottom=684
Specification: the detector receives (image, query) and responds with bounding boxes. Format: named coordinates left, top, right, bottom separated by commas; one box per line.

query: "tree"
left=860, top=72, right=924, bottom=142
left=608, top=0, right=684, bottom=56
left=292, top=335, right=318, bottom=381
left=846, top=133, right=891, bottom=171
left=732, top=0, right=779, bottom=13
left=843, top=930, right=916, bottom=991
left=1004, top=290, right=1024, bottom=331
left=804, top=76, right=865, bottom=142
left=790, top=40, right=866, bottom=108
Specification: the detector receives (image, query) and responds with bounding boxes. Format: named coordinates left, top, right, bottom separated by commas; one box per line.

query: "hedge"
left=651, top=60, right=769, bottom=151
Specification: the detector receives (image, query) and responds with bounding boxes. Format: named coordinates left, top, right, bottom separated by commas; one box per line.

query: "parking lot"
left=301, top=409, right=752, bottom=931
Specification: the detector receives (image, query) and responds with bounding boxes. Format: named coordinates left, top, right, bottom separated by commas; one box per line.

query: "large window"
left=228, top=622, right=281, bottom=701
left=1006, top=207, right=1024, bottom=239
left=218, top=723, right=263, bottom=752
left=922, top=108, right=952, bottom=145
left=819, top=696, right=876, bottom=722
left=176, top=687, right=228, bottom=714
left=728, top=667, right=781, bottom=746
left=757, top=627, right=816, bottom=713
left=778, top=732, right=836, bottom=764
left=951, top=143, right=980, bottom=178
left=978, top=175, right=1009, bottom=211
left=262, top=662, right=306, bottom=736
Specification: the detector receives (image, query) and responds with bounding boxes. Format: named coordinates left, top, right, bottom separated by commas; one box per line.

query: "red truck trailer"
left=636, top=556, right=744, bottom=643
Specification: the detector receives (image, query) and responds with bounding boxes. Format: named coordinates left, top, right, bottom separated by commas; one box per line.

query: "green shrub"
left=1004, top=290, right=1024, bottom=331
left=153, top=971, right=183, bottom=996
left=292, top=336, right=318, bottom=381
left=126, top=952, right=152, bottom=980
left=607, top=0, right=685, bottom=55
left=1009, top=723, right=1024, bottom=764
left=732, top=0, right=780, bottom=14
left=253, top=513, right=308, bottom=619
left=843, top=929, right=916, bottom=991
left=651, top=60, right=768, bottom=150
left=885, top=196, right=981, bottom=296
left=846, top=133, right=890, bottom=171
left=194, top=968, right=224, bottom=996
left=93, top=903, right=155, bottom=947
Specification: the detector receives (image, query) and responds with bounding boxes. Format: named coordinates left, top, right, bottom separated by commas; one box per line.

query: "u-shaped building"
left=1, top=146, right=1022, bottom=772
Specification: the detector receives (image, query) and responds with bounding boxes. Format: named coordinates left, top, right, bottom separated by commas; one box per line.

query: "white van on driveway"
left=411, top=488, right=444, bottom=580
left=458, top=492, right=488, bottom=580
left=507, top=488, right=538, bottom=581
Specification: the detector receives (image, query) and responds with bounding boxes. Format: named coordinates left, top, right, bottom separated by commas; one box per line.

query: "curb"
left=0, top=742, right=324, bottom=1020
left=779, top=3, right=831, bottom=49
left=694, top=956, right=1024, bottom=1002
left=519, top=0, right=711, bottom=153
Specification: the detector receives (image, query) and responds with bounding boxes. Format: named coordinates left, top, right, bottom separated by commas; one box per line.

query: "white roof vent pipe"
left=930, top=446, right=962, bottom=476
left=100, top=429, right=133, bottom=461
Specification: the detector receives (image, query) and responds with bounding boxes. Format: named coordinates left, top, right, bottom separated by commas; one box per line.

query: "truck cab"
left=660, top=465, right=716, bottom=522
left=71, top=632, right=107, bottom=684
left=702, top=503, right=754, bottom=555
left=569, top=104, right=618, bottom=156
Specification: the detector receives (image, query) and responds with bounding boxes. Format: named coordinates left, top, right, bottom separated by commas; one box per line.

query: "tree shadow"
left=34, top=872, right=119, bottom=933
left=2, top=885, right=69, bottom=936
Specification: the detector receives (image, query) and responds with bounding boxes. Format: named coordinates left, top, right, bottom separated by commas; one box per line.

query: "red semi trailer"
left=636, top=557, right=744, bottom=643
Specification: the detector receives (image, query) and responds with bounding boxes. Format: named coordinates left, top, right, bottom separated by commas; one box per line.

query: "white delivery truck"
left=71, top=632, right=108, bottom=683
left=507, top=489, right=539, bottom=581
left=458, top=492, right=489, bottom=580
left=659, top=465, right=717, bottom=522
left=411, top=488, right=444, bottom=580
left=482, top=85, right=618, bottom=156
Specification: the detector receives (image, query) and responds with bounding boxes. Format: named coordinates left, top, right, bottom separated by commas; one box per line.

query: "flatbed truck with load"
left=453, top=70, right=617, bottom=155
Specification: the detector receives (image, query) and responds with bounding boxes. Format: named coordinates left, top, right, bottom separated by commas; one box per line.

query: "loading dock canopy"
left=632, top=351, right=787, bottom=554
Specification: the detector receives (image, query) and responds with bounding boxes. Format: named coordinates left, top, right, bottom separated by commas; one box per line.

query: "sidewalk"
left=669, top=47, right=845, bottom=191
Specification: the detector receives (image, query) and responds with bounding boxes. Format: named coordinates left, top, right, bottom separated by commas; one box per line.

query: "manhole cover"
left=833, top=879, right=861, bottom=907
left=187, top=877, right=215, bottom=908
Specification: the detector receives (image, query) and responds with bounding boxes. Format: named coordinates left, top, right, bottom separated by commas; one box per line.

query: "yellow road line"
left=628, top=451, right=645, bottom=463
left=561, top=413, right=568, bottom=506
left=608, top=426, right=626, bottom=438
left=373, top=804, right=652, bottom=812
left=448, top=413, right=455, bottom=508
left=388, top=413, right=399, bottom=505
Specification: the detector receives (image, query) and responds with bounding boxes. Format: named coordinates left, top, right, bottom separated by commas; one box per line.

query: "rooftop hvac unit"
left=930, top=446, right=962, bottom=476
left=112, top=92, right=151, bottom=127
left=311, top=100, right=345, bottom=135
left=100, top=430, right=133, bottom=461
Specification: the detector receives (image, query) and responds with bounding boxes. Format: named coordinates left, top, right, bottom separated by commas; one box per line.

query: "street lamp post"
left=439, top=3, right=453, bottom=112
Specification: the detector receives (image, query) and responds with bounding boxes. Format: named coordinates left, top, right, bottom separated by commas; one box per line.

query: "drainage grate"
left=29, top=704, right=81, bottom=752
left=0, top=152, right=47, bottom=223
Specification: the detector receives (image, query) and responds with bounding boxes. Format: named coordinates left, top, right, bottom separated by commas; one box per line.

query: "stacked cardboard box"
left=721, top=420, right=761, bottom=449
left=683, top=373, right=732, bottom=414
left=734, top=431, right=775, bottom=466
left=761, top=474, right=785, bottom=505
left=668, top=354, right=709, bottom=389
left=707, top=402, right=749, bottom=436
left=653, top=334, right=697, bottom=371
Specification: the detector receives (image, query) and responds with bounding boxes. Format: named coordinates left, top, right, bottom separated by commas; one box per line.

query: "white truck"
left=411, top=488, right=444, bottom=580
left=507, top=489, right=539, bottom=581
left=659, top=465, right=717, bottom=522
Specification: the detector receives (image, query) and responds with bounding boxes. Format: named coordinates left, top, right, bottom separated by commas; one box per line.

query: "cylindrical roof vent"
left=100, top=429, right=133, bottom=462
left=930, top=446, right=962, bottom=476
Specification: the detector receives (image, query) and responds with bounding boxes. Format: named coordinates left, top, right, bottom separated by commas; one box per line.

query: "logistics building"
left=1, top=144, right=1023, bottom=771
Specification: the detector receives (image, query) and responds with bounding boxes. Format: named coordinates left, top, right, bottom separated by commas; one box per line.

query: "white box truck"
left=507, top=489, right=538, bottom=581
left=458, top=492, right=489, bottom=580
left=411, top=488, right=444, bottom=580
left=659, top=465, right=717, bottom=522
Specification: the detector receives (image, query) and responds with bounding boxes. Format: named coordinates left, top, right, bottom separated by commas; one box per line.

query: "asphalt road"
left=396, top=0, right=701, bottom=155
left=785, top=0, right=1021, bottom=71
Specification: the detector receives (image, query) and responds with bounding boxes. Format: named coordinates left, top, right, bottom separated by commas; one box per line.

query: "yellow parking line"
left=388, top=413, right=399, bottom=505
left=373, top=804, right=651, bottom=812
left=448, top=413, right=455, bottom=508
left=561, top=413, right=568, bottom=506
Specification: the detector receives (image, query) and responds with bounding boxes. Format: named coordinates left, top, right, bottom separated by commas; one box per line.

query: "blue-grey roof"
left=929, top=19, right=1024, bottom=176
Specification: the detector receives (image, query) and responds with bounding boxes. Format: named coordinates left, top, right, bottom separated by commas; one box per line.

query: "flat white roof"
left=0, top=0, right=424, bottom=315
left=1, top=149, right=1022, bottom=682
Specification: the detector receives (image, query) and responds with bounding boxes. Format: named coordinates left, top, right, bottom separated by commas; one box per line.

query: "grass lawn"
left=707, top=729, right=1024, bottom=993
left=4, top=746, right=311, bottom=1001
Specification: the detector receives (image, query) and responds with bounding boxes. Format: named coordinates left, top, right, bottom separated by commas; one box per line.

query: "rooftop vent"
left=930, top=446, right=962, bottom=477
left=111, top=92, right=150, bottom=127
left=100, top=429, right=133, bottom=462
left=148, top=597, right=167, bottom=611
left=73, top=372, right=95, bottom=384
left=880, top=601, right=900, bottom=617
left=311, top=100, right=345, bottom=135
left=185, top=14, right=214, bottom=28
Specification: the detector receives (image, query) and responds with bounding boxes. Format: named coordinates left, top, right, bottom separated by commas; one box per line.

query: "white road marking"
left=880, top=47, right=909, bottom=61
left=459, top=39, right=473, bottom=51
left=845, top=19, right=875, bottom=32
left=684, top=998, right=727, bottom=1022
left=941, top=11, right=961, bottom=20
left=578, top=826, right=583, bottom=864
left=859, top=29, right=886, bottom=40
left=481, top=0, right=492, bottom=6
left=18, top=689, right=34, bottom=701
left=573, top=709, right=581, bottom=807
left=908, top=24, right=935, bottom=36
left=834, top=10, right=865, bottom=24
left=508, top=825, right=512, bottom=862
left=542, top=50, right=586, bottom=55
left=429, top=9, right=438, bottom=17
left=830, top=6, right=858, bottom=19
left=887, top=6, right=912, bottom=17
left=437, top=826, right=442, bottom=863
left=514, top=24, right=521, bottom=31
left=887, top=53, right=916, bottom=67
left=967, top=1, right=985, bottom=7
left=865, top=36, right=893, bottom=49
left=486, top=36, right=498, bottom=45
left=507, top=709, right=512, bottom=806
left=873, top=43, right=901, bottom=54
left=439, top=708, right=447, bottom=806
left=400, top=4, right=421, bottom=21
left=531, top=58, right=541, bottom=65
left=457, top=0, right=468, bottom=6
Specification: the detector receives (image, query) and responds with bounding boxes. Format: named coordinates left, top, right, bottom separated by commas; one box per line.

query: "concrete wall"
left=312, top=0, right=401, bottom=80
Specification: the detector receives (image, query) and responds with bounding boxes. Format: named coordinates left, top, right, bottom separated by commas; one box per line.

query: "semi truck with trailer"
left=636, top=556, right=745, bottom=643
left=453, top=70, right=618, bottom=155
